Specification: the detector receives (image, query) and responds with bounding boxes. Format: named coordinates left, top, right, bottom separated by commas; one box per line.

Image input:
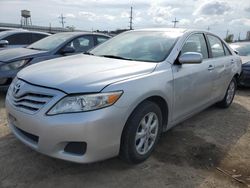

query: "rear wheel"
left=119, top=101, right=162, bottom=164
left=217, top=78, right=237, bottom=108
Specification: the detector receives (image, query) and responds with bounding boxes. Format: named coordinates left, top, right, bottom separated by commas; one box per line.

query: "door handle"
left=208, top=65, right=214, bottom=71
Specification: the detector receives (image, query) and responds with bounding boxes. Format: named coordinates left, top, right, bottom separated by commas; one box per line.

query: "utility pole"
left=172, top=17, right=179, bottom=28
left=207, top=26, right=210, bottom=31
left=59, top=14, right=66, bottom=28
left=129, top=6, right=133, bottom=30
left=226, top=29, right=229, bottom=38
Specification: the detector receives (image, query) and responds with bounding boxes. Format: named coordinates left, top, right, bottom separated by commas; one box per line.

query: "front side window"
left=223, top=44, right=232, bottom=56
left=181, top=33, right=208, bottom=59
left=96, top=36, right=109, bottom=44
left=66, top=36, right=94, bottom=52
left=4, top=33, right=31, bottom=45
left=27, top=33, right=78, bottom=51
left=90, top=31, right=182, bottom=62
left=207, top=35, right=225, bottom=58
left=32, top=33, right=48, bottom=43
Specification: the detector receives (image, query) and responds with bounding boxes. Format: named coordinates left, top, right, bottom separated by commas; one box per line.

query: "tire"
left=216, top=78, right=237, bottom=108
left=119, top=101, right=163, bottom=164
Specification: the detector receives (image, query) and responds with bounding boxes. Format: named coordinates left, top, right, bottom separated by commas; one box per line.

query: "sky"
left=0, top=0, right=250, bottom=39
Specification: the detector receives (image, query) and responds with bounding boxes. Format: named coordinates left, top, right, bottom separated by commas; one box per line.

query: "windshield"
left=27, top=33, right=76, bottom=51
left=230, top=43, right=250, bottom=56
left=89, top=31, right=182, bottom=62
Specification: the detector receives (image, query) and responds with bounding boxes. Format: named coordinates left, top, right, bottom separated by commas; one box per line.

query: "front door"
left=172, top=33, right=214, bottom=122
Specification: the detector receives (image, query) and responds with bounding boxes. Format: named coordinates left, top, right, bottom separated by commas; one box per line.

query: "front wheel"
left=119, top=101, right=162, bottom=164
left=216, top=78, right=237, bottom=108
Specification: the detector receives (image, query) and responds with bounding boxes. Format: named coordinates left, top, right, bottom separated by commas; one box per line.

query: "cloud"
left=78, top=11, right=116, bottom=21
left=194, top=1, right=231, bottom=16
left=78, top=11, right=97, bottom=21
left=148, top=4, right=178, bottom=24
left=194, top=16, right=225, bottom=25
left=65, top=13, right=76, bottom=18
left=179, top=19, right=191, bottom=26
left=103, top=14, right=115, bottom=21
left=120, top=11, right=129, bottom=18
left=245, top=7, right=250, bottom=12
left=229, top=18, right=250, bottom=26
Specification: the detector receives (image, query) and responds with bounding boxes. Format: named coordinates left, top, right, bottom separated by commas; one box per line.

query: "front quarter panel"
left=102, top=61, right=174, bottom=130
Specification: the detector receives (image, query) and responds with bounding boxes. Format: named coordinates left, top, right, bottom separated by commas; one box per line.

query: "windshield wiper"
left=100, top=55, right=133, bottom=61
left=28, top=47, right=44, bottom=51
left=84, top=52, right=94, bottom=55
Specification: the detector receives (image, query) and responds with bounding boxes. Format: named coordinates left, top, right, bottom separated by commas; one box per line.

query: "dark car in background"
left=0, top=30, right=50, bottom=50
left=230, top=42, right=250, bottom=87
left=0, top=32, right=110, bottom=90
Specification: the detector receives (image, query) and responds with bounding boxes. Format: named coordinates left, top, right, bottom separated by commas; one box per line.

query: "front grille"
left=12, top=93, right=53, bottom=113
left=8, top=79, right=54, bottom=114
left=15, top=126, right=39, bottom=143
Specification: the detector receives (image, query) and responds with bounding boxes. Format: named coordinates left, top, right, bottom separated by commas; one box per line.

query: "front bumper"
left=239, top=69, right=250, bottom=87
left=5, top=81, right=127, bottom=163
left=0, top=69, right=18, bottom=91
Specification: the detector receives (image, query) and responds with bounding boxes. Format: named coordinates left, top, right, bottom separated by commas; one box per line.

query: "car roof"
left=129, top=28, right=213, bottom=35
left=0, top=30, right=50, bottom=36
left=134, top=28, right=188, bottom=33
left=53, top=32, right=110, bottom=38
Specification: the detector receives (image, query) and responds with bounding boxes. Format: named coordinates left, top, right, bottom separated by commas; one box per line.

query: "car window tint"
left=181, top=34, right=208, bottom=59
left=67, top=36, right=94, bottom=52
left=4, top=33, right=32, bottom=45
left=207, top=35, right=225, bottom=58
left=223, top=44, right=232, bottom=56
left=32, top=33, right=48, bottom=43
left=96, top=36, right=109, bottom=44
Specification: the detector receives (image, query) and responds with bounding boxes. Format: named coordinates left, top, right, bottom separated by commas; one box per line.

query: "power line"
left=59, top=14, right=66, bottom=28
left=129, top=7, right=133, bottom=30
left=172, top=17, right=179, bottom=28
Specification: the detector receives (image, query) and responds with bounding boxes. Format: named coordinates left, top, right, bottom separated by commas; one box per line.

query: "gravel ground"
left=0, top=90, right=250, bottom=188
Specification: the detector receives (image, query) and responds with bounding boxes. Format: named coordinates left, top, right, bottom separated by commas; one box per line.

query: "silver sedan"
left=5, top=28, right=241, bottom=164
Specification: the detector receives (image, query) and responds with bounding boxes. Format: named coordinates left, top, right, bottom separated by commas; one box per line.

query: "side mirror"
left=178, top=52, right=203, bottom=64
left=61, top=46, right=75, bottom=54
left=234, top=50, right=239, bottom=55
left=0, top=40, right=9, bottom=48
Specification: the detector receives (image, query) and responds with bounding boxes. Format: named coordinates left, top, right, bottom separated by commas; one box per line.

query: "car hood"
left=0, top=47, right=47, bottom=63
left=18, top=54, right=157, bottom=93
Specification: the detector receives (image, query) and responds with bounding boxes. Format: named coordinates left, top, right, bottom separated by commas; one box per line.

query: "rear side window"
left=32, top=33, right=48, bottom=43
left=207, top=35, right=225, bottom=58
left=181, top=34, right=208, bottom=59
left=4, top=33, right=32, bottom=45
left=96, top=36, right=109, bottom=44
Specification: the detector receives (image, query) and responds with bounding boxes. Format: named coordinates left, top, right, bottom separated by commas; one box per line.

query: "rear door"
left=172, top=33, right=214, bottom=122
left=206, top=34, right=232, bottom=100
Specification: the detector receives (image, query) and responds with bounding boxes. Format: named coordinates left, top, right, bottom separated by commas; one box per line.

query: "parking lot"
left=0, top=90, right=249, bottom=188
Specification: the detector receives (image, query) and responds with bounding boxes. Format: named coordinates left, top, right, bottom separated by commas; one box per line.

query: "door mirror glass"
left=0, top=40, right=9, bottom=47
left=61, top=46, right=75, bottom=54
left=234, top=50, right=239, bottom=55
left=179, top=52, right=203, bottom=64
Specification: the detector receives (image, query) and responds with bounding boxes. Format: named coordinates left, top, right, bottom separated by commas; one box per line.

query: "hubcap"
left=226, top=81, right=235, bottom=104
left=135, top=112, right=159, bottom=155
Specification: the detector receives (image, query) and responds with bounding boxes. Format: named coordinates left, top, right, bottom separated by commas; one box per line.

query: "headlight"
left=47, top=91, right=123, bottom=115
left=0, top=59, right=29, bottom=71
